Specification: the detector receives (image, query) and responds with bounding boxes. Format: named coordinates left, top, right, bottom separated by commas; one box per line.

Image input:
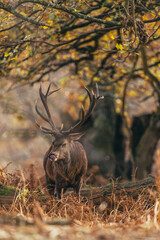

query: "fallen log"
left=0, top=176, right=156, bottom=205
left=80, top=175, right=156, bottom=203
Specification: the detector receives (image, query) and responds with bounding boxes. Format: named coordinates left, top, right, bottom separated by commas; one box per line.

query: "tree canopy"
left=0, top=0, right=160, bottom=100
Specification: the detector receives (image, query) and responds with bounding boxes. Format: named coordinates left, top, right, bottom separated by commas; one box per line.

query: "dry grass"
left=0, top=162, right=160, bottom=240
left=0, top=164, right=158, bottom=224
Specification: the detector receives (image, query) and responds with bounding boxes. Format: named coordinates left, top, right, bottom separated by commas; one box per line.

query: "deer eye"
left=62, top=143, right=66, bottom=147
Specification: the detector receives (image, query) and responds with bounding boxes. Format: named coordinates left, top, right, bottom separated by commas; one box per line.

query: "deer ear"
left=68, top=131, right=86, bottom=141
left=52, top=136, right=56, bottom=143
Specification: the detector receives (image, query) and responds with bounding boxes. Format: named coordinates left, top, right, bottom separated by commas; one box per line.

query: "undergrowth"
left=0, top=162, right=160, bottom=228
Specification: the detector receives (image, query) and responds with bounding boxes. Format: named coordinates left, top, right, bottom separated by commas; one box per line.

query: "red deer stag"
left=35, top=83, right=103, bottom=199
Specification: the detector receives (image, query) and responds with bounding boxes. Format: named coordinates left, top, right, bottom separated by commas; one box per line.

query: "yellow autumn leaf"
left=4, top=52, right=10, bottom=57
left=121, top=69, right=126, bottom=73
left=65, top=31, right=72, bottom=40
left=116, top=43, right=123, bottom=50
left=127, top=90, right=138, bottom=97
left=47, top=20, right=53, bottom=26
left=106, top=17, right=111, bottom=21
left=93, top=77, right=101, bottom=82
left=78, top=95, right=85, bottom=101
left=116, top=107, right=121, bottom=114
left=110, top=33, right=115, bottom=40
left=56, top=54, right=60, bottom=60
left=135, top=39, right=139, bottom=45
left=20, top=11, right=27, bottom=16
left=145, top=90, right=151, bottom=95
left=106, top=86, right=112, bottom=90
left=103, top=35, right=108, bottom=41
left=142, top=15, right=148, bottom=21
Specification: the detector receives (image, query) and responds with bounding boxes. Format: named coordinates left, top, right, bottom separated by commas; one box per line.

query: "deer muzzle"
left=48, top=153, right=58, bottom=162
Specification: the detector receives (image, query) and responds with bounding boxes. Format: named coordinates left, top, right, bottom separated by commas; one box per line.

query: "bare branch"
left=140, top=45, right=160, bottom=102
left=0, top=2, right=48, bottom=27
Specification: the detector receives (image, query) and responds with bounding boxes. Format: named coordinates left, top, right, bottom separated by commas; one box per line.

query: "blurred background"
left=0, top=70, right=159, bottom=185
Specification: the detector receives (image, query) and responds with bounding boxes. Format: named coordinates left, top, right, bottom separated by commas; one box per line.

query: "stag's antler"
left=36, top=83, right=103, bottom=139
left=62, top=83, right=103, bottom=139
left=35, top=83, right=61, bottom=136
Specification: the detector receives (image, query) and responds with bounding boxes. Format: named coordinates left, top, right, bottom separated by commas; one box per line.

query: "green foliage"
left=0, top=185, right=15, bottom=195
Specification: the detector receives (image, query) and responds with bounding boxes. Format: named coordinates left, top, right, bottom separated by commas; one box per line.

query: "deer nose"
left=48, top=153, right=57, bottom=161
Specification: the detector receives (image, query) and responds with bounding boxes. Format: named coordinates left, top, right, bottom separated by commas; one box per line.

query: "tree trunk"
left=114, top=114, right=125, bottom=178
left=135, top=107, right=160, bottom=179
left=83, top=89, right=117, bottom=177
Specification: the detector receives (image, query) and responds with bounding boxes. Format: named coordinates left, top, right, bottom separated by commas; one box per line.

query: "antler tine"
left=62, top=84, right=103, bottom=136
left=46, top=82, right=51, bottom=96
left=48, top=88, right=60, bottom=96
left=84, top=87, right=96, bottom=119
left=35, top=84, right=61, bottom=135
left=95, top=83, right=104, bottom=100
left=67, top=104, right=85, bottom=133
left=39, top=84, right=60, bottom=131
left=35, top=121, right=56, bottom=135
left=35, top=101, right=50, bottom=123
left=82, top=84, right=103, bottom=121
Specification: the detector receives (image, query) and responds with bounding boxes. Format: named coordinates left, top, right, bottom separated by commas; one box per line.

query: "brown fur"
left=43, top=136, right=87, bottom=199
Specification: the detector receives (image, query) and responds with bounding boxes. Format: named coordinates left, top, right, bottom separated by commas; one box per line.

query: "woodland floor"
left=0, top=164, right=160, bottom=240
left=1, top=221, right=160, bottom=240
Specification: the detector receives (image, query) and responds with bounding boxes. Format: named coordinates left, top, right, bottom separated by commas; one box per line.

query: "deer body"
left=43, top=139, right=87, bottom=198
left=36, top=83, right=103, bottom=199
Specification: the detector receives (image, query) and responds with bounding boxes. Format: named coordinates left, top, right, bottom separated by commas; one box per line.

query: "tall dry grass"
left=0, top=162, right=160, bottom=229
